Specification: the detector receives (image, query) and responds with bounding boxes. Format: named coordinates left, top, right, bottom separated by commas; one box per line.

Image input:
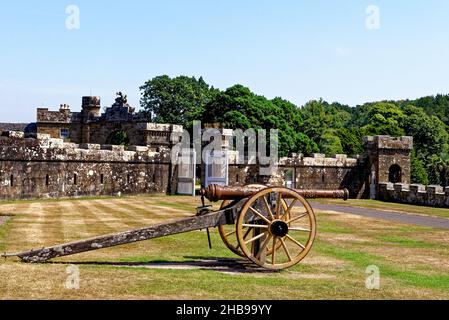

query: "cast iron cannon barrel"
left=200, top=184, right=349, bottom=202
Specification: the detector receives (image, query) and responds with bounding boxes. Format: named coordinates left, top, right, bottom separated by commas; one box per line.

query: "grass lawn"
left=0, top=195, right=449, bottom=299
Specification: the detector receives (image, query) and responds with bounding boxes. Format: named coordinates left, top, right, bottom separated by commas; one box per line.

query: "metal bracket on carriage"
left=196, top=205, right=214, bottom=217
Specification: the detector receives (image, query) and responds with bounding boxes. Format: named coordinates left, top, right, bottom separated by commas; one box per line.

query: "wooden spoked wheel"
left=236, top=187, right=317, bottom=270
left=218, top=184, right=268, bottom=258
left=218, top=200, right=246, bottom=257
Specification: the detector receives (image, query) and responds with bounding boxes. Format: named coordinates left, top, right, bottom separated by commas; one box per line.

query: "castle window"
left=46, top=175, right=50, bottom=186
left=100, top=174, right=104, bottom=184
left=236, top=174, right=239, bottom=183
left=127, top=174, right=131, bottom=184
left=74, top=174, right=77, bottom=185
left=389, top=164, right=402, bottom=184
left=60, top=129, right=70, bottom=139
left=10, top=175, right=14, bottom=187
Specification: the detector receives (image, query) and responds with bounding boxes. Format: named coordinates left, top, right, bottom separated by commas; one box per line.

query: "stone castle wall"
left=379, top=182, right=449, bottom=208
left=0, top=126, right=415, bottom=202
left=0, top=131, right=174, bottom=200
left=227, top=153, right=367, bottom=198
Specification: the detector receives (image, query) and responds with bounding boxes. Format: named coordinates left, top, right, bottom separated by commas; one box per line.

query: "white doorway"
left=177, top=149, right=196, bottom=196
left=205, top=150, right=229, bottom=187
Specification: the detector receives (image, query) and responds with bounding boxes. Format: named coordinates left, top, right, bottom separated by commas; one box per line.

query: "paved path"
left=313, top=204, right=449, bottom=230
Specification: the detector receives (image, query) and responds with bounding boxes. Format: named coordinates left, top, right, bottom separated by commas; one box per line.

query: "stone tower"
left=81, top=96, right=101, bottom=120
left=364, top=136, right=413, bottom=199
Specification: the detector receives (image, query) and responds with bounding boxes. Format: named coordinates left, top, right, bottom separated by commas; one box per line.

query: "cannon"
left=2, top=185, right=349, bottom=270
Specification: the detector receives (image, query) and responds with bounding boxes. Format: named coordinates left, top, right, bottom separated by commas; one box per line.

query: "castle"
left=0, top=93, right=421, bottom=205
left=35, top=93, right=182, bottom=148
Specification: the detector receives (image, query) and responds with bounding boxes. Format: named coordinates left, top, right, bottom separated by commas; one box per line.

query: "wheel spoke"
left=275, top=193, right=282, bottom=219
left=249, top=207, right=271, bottom=224
left=286, top=235, right=306, bottom=249
left=272, top=237, right=277, bottom=265
left=281, top=199, right=289, bottom=213
left=279, top=199, right=292, bottom=221
left=243, top=227, right=253, bottom=239
left=289, top=227, right=311, bottom=232
left=263, top=196, right=275, bottom=220
left=242, top=224, right=269, bottom=229
left=225, top=230, right=237, bottom=237
left=256, top=234, right=273, bottom=260
left=282, top=199, right=298, bottom=220
left=287, top=212, right=309, bottom=224
left=245, top=232, right=268, bottom=245
left=280, top=238, right=293, bottom=261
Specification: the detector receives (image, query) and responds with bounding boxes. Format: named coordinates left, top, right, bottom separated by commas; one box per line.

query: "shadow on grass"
left=48, top=257, right=279, bottom=274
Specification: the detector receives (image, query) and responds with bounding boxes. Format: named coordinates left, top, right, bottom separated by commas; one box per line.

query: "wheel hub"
left=270, top=220, right=289, bottom=237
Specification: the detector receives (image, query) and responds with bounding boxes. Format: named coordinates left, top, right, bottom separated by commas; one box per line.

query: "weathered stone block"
left=2, top=131, right=25, bottom=138
left=80, top=144, right=101, bottom=150
left=394, top=183, right=410, bottom=192
left=37, top=133, right=51, bottom=140
left=427, top=185, right=444, bottom=195
left=334, top=154, right=348, bottom=161
left=379, top=182, right=394, bottom=190
left=128, top=146, right=149, bottom=152
left=101, top=145, right=125, bottom=152
left=48, top=139, right=64, bottom=148
left=410, top=184, right=425, bottom=193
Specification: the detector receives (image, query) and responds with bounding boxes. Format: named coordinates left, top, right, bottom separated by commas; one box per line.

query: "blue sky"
left=1, top=0, right=449, bottom=122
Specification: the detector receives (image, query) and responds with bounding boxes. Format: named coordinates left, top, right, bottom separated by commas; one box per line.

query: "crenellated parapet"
left=228, top=152, right=360, bottom=167
left=0, top=131, right=174, bottom=200
left=0, top=131, right=172, bottom=163
left=364, top=136, right=413, bottom=151
left=379, top=182, right=449, bottom=207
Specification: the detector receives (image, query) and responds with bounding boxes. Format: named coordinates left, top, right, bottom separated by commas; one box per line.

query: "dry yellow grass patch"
left=0, top=195, right=449, bottom=299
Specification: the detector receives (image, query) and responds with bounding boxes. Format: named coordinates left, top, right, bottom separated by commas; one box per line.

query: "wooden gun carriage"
left=3, top=185, right=349, bottom=270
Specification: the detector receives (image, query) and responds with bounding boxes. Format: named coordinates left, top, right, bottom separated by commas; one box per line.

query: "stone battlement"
left=364, top=135, right=413, bottom=150
left=278, top=153, right=358, bottom=167
left=0, top=131, right=171, bottom=163
left=379, top=182, right=449, bottom=207
left=227, top=151, right=359, bottom=167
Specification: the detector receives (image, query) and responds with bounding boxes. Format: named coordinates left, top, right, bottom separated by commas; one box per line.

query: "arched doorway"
left=389, top=164, right=402, bottom=184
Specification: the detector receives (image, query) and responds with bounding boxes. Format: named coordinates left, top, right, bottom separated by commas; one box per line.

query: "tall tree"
left=140, top=75, right=218, bottom=128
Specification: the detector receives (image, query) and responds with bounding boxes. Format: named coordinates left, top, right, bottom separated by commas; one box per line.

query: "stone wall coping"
left=394, top=183, right=410, bottom=192
left=0, top=131, right=171, bottom=162
left=137, top=123, right=183, bottom=132
left=380, top=182, right=449, bottom=197
left=364, top=135, right=413, bottom=150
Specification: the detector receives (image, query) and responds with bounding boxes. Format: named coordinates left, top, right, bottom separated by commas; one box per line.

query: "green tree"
left=402, top=104, right=449, bottom=160
left=319, top=130, right=343, bottom=156
left=203, top=85, right=314, bottom=157
left=140, top=75, right=218, bottom=128
left=335, top=128, right=364, bottom=156
left=428, top=153, right=449, bottom=186
left=411, top=151, right=429, bottom=185
left=361, top=102, right=405, bottom=136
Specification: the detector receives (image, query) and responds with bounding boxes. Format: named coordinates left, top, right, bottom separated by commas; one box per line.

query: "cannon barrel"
left=200, top=184, right=349, bottom=202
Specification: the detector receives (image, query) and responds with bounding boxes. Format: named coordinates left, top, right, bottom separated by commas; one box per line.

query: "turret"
left=81, top=96, right=101, bottom=120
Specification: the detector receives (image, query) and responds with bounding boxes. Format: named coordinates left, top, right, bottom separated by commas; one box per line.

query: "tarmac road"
left=313, top=203, right=449, bottom=230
